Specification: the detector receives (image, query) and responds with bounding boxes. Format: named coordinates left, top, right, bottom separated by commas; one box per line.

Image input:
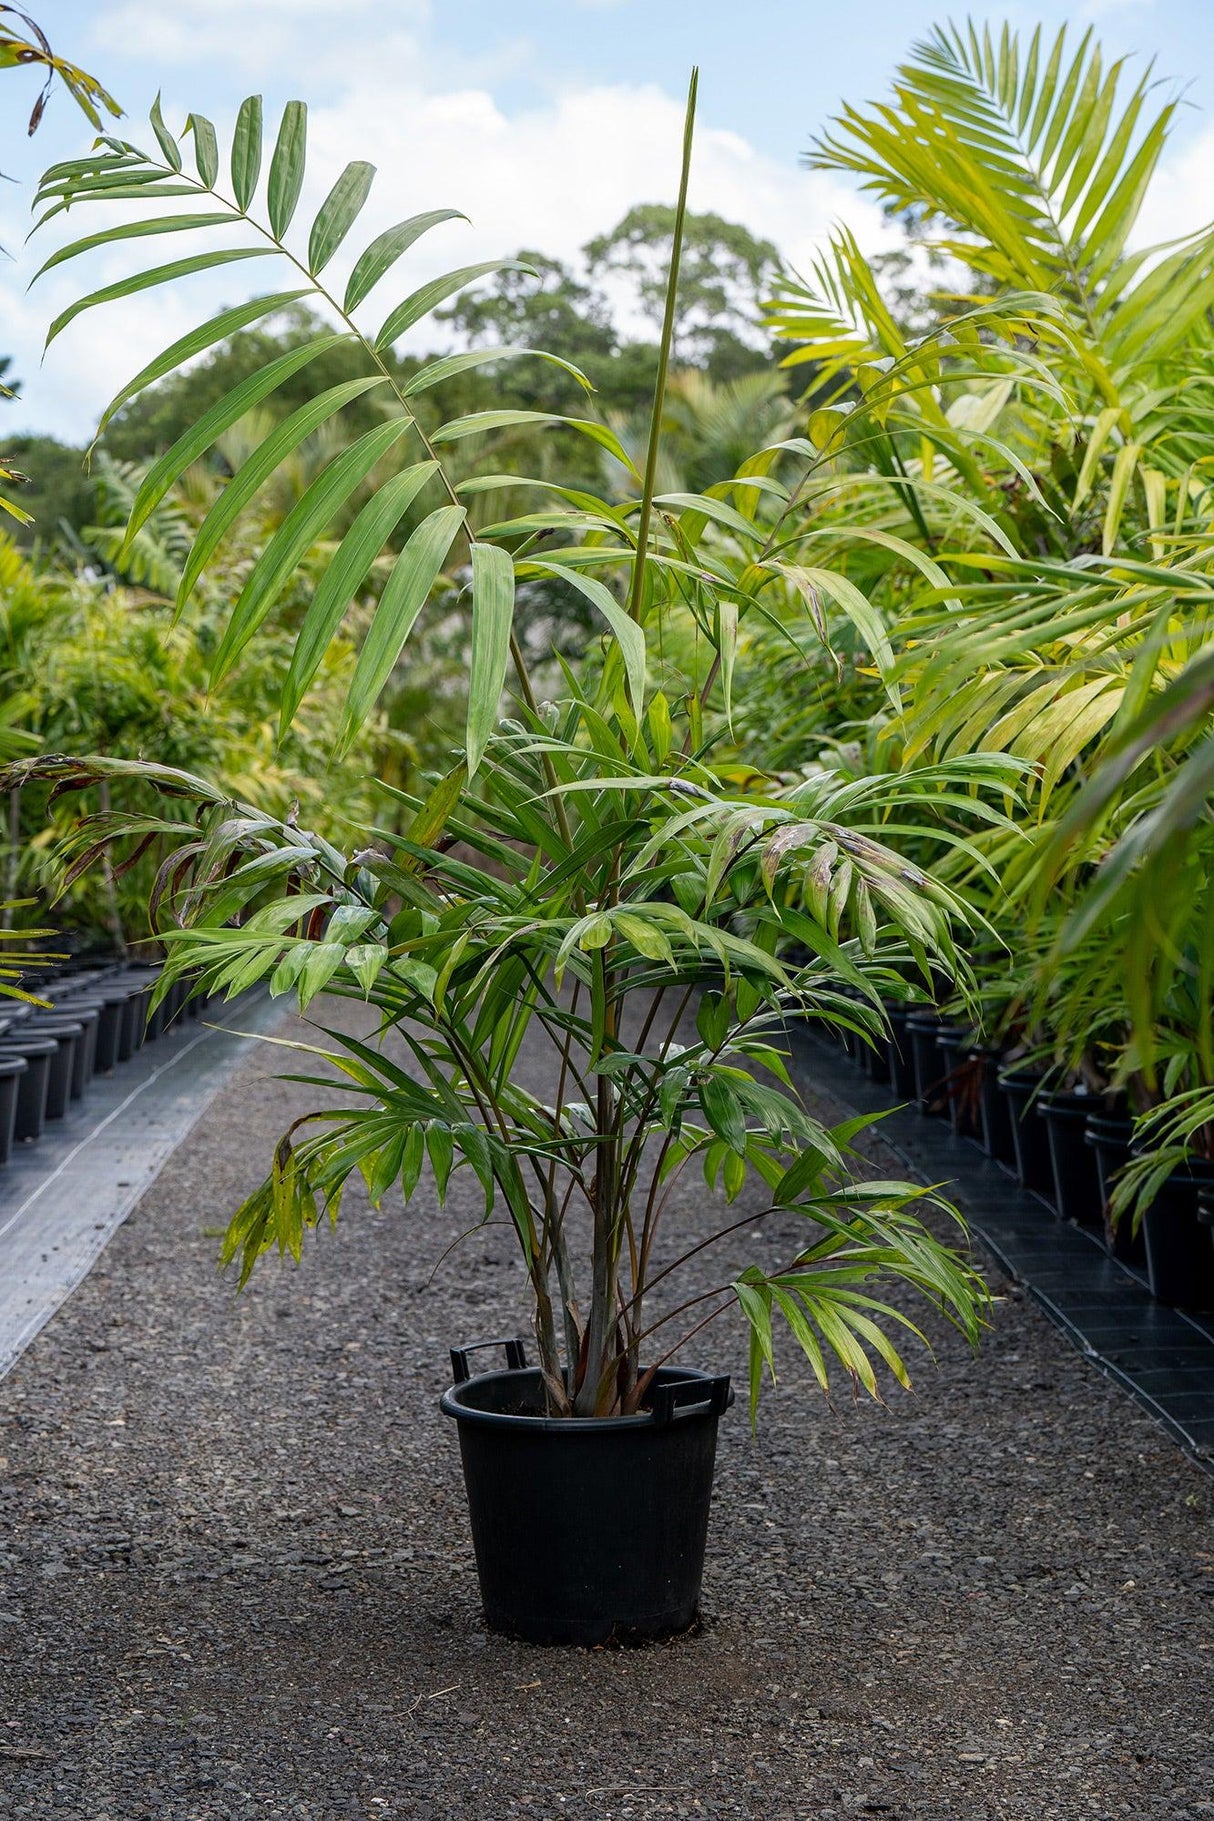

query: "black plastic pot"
left=441, top=1340, right=733, bottom=1646
left=974, top=1050, right=1015, bottom=1167
left=1083, top=1114, right=1143, bottom=1265
left=161, top=976, right=188, bottom=1033
left=23, top=1018, right=83, bottom=1120
left=0, top=1035, right=56, bottom=1141
left=866, top=1026, right=892, bottom=1086
left=117, top=983, right=151, bottom=1060
left=884, top=1002, right=916, bottom=1100
left=998, top=1071, right=1054, bottom=1199
left=84, top=989, right=128, bottom=1074
left=1139, top=1160, right=1214, bottom=1311
left=935, top=1028, right=982, bottom=1139
left=1039, top=1092, right=1104, bottom=1227
left=905, top=1011, right=947, bottom=1115
left=1197, top=1186, right=1214, bottom=1258
left=54, top=1004, right=99, bottom=1099
left=0, top=1055, right=28, bottom=1164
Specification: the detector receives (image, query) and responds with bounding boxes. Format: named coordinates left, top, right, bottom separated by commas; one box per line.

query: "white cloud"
left=304, top=74, right=887, bottom=313
left=90, top=0, right=429, bottom=75
left=12, top=31, right=1214, bottom=455
left=2, top=71, right=887, bottom=444
left=1134, top=120, right=1214, bottom=247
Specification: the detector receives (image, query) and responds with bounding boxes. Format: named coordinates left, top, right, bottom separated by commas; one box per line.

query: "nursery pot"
left=58, top=1005, right=99, bottom=1099
left=22, top=1017, right=84, bottom=1121
left=866, top=1026, right=892, bottom=1086
left=73, top=989, right=127, bottom=1075
left=1196, top=1188, right=1214, bottom=1270
left=1083, top=1114, right=1144, bottom=1265
left=0, top=1035, right=56, bottom=1142
left=883, top=1002, right=916, bottom=1100
left=1136, top=1157, right=1214, bottom=1312
left=935, top=1028, right=982, bottom=1139
left=974, top=1050, right=1015, bottom=1167
left=905, top=1012, right=947, bottom=1115
left=117, top=982, right=152, bottom=1060
left=441, top=1340, right=733, bottom=1647
left=997, top=1071, right=1055, bottom=1200
left=1039, top=1092, right=1104, bottom=1228
left=835, top=1000, right=860, bottom=1062
left=0, top=1055, right=28, bottom=1164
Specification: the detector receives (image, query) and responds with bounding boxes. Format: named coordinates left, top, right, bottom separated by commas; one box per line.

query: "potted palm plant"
left=15, top=76, right=992, bottom=1644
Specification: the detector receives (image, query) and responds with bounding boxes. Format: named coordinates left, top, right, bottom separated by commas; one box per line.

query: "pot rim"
left=0, top=1036, right=59, bottom=1057
left=441, top=1362, right=733, bottom=1435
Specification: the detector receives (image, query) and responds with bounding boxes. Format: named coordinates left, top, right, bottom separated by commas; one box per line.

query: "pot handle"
left=651, top=1374, right=733, bottom=1425
left=449, top=1337, right=528, bottom=1384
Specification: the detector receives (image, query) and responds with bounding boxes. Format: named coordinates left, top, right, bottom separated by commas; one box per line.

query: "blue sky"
left=4, top=0, right=1213, bottom=442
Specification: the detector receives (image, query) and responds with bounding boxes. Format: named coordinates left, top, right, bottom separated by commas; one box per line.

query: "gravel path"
left=1, top=1004, right=1211, bottom=1820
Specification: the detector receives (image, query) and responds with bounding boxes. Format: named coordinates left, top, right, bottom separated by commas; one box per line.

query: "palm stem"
left=627, top=67, right=698, bottom=626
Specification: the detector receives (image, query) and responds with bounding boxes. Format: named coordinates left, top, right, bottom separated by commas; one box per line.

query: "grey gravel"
left=1, top=1001, right=1211, bottom=1820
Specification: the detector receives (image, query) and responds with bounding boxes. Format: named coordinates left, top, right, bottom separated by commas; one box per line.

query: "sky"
left=3, top=0, right=1214, bottom=444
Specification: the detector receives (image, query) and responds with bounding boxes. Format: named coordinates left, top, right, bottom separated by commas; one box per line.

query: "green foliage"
left=0, top=435, right=94, bottom=545
left=585, top=204, right=780, bottom=374
left=0, top=530, right=387, bottom=945
left=756, top=17, right=1214, bottom=1216
left=13, top=690, right=992, bottom=1416
left=17, top=76, right=992, bottom=1419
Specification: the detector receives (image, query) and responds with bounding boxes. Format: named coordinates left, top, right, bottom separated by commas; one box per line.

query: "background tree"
left=584, top=204, right=780, bottom=376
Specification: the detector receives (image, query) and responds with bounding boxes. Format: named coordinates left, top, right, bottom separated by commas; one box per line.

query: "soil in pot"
left=998, top=1071, right=1055, bottom=1200
left=442, top=1346, right=733, bottom=1646
left=1040, top=1092, right=1104, bottom=1228
left=1084, top=1114, right=1144, bottom=1266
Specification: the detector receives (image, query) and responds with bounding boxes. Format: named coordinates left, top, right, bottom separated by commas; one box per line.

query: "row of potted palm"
left=759, top=22, right=1214, bottom=1317
left=839, top=976, right=1214, bottom=1313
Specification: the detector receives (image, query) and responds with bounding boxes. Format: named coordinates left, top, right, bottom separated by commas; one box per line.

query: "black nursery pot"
left=883, top=1002, right=916, bottom=1100
left=1197, top=1187, right=1214, bottom=1270
left=0, top=1035, right=56, bottom=1142
left=67, top=989, right=126, bottom=1075
left=1139, top=1160, right=1214, bottom=1312
left=442, top=1342, right=733, bottom=1647
left=23, top=1018, right=84, bottom=1121
left=1039, top=1092, right=1104, bottom=1228
left=905, top=1012, right=946, bottom=1115
left=0, top=1056, right=28, bottom=1164
left=935, top=1028, right=982, bottom=1139
left=117, top=982, right=153, bottom=1060
left=975, top=1051, right=1016, bottom=1167
left=997, top=1071, right=1055, bottom=1200
left=1084, top=1114, right=1144, bottom=1265
left=866, top=1032, right=892, bottom=1087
